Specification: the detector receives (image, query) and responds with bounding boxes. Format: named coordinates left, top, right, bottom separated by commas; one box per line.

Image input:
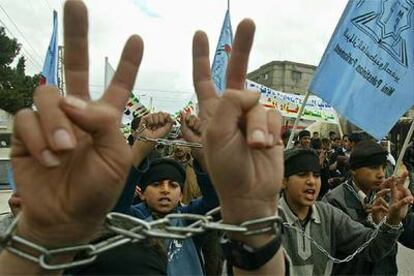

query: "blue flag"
left=310, top=0, right=414, bottom=139
left=41, top=10, right=58, bottom=86
left=211, top=10, right=233, bottom=95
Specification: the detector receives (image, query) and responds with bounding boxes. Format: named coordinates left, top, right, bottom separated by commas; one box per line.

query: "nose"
left=377, top=167, right=385, bottom=180
left=307, top=174, right=318, bottom=186
left=159, top=181, right=170, bottom=194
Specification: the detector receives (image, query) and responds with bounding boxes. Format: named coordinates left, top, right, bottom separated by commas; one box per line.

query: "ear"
left=135, top=186, right=145, bottom=201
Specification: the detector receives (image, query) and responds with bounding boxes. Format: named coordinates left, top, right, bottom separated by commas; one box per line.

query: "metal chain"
left=0, top=208, right=281, bottom=270
left=0, top=206, right=396, bottom=270
left=135, top=125, right=203, bottom=148
left=136, top=136, right=203, bottom=148
left=282, top=217, right=387, bottom=264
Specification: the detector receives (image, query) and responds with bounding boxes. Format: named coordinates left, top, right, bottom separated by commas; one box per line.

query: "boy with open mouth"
left=279, top=148, right=412, bottom=275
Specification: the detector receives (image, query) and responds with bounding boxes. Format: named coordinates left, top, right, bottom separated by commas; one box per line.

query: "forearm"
left=131, top=140, right=154, bottom=167
left=194, top=159, right=219, bottom=207
left=191, top=149, right=207, bottom=172
left=222, top=200, right=284, bottom=276
left=0, top=223, right=79, bottom=275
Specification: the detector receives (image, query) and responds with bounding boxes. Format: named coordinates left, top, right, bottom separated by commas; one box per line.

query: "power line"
left=0, top=3, right=44, bottom=62
left=0, top=18, right=42, bottom=71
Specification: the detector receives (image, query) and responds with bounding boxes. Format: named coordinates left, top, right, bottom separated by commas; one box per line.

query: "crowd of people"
left=0, top=0, right=414, bottom=275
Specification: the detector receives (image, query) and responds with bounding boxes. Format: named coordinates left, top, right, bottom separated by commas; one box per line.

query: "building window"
left=264, top=73, right=268, bottom=80
left=291, top=71, right=302, bottom=82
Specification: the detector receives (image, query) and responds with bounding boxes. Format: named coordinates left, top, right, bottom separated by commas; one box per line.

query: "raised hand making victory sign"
left=9, top=0, right=143, bottom=251
left=192, top=19, right=285, bottom=275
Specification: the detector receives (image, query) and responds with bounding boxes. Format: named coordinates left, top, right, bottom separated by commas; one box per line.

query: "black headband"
left=284, top=150, right=320, bottom=178
left=140, top=158, right=186, bottom=191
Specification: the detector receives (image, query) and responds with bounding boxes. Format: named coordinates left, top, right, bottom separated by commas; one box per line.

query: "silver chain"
left=136, top=136, right=203, bottom=148
left=0, top=205, right=396, bottom=270
left=282, top=217, right=387, bottom=264
left=0, top=208, right=282, bottom=270
left=135, top=125, right=203, bottom=148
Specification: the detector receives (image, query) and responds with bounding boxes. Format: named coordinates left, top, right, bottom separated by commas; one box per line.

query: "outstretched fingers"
left=192, top=31, right=218, bottom=116
left=102, top=35, right=144, bottom=112
left=64, top=0, right=90, bottom=100
left=226, top=19, right=255, bottom=90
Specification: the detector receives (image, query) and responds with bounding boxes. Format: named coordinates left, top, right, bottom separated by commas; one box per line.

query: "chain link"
left=135, top=125, right=203, bottom=148
left=0, top=206, right=396, bottom=270
left=282, top=217, right=387, bottom=264
left=1, top=208, right=281, bottom=270
left=136, top=136, right=203, bottom=148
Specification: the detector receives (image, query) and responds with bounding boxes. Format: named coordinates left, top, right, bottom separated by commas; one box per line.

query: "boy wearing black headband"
left=280, top=148, right=411, bottom=275
left=113, top=112, right=218, bottom=276
left=323, top=140, right=414, bottom=275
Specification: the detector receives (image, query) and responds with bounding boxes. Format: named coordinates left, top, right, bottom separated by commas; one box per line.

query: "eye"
left=169, top=182, right=180, bottom=188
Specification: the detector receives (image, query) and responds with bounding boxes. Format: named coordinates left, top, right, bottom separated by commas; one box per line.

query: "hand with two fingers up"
left=9, top=0, right=143, bottom=251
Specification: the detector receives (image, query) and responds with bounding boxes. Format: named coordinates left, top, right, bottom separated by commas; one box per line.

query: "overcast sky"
left=0, top=0, right=348, bottom=113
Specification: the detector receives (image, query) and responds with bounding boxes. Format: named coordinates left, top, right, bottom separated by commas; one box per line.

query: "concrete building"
left=247, top=60, right=342, bottom=137
left=0, top=109, right=12, bottom=187
left=247, top=60, right=317, bottom=95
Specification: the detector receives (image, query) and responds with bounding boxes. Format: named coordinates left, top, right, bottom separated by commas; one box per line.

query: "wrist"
left=132, top=141, right=155, bottom=167
left=221, top=199, right=278, bottom=248
left=385, top=216, right=401, bottom=227
left=17, top=214, right=100, bottom=248
left=221, top=198, right=278, bottom=224
left=191, top=149, right=207, bottom=171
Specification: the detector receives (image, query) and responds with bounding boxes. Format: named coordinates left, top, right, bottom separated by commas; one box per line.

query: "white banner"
left=246, top=80, right=339, bottom=124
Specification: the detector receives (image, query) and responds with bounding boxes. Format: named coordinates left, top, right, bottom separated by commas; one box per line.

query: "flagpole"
left=228, top=0, right=230, bottom=11
left=286, top=91, right=310, bottom=149
left=335, top=111, right=344, bottom=138
left=104, top=56, right=109, bottom=89
left=393, top=118, right=414, bottom=178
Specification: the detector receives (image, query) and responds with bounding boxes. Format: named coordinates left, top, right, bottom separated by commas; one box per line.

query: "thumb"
left=60, top=96, right=124, bottom=145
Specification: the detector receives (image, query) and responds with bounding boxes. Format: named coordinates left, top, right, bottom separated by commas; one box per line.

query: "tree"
left=0, top=27, right=40, bottom=114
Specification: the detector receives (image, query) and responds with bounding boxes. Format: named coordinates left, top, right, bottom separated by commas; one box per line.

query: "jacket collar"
left=280, top=196, right=321, bottom=225
left=343, top=180, right=366, bottom=210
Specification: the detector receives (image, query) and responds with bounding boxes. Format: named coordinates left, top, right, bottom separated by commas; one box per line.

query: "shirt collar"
left=349, top=179, right=367, bottom=204
left=280, top=196, right=321, bottom=225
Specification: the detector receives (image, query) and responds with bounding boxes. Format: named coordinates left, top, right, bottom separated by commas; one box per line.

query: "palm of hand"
left=206, top=132, right=283, bottom=202
left=13, top=124, right=130, bottom=243
left=10, top=0, right=145, bottom=246
left=192, top=20, right=282, bottom=210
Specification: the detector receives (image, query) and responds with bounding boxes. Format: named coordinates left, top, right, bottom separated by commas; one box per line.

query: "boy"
left=323, top=140, right=414, bottom=275
left=113, top=112, right=219, bottom=275
left=279, top=148, right=412, bottom=275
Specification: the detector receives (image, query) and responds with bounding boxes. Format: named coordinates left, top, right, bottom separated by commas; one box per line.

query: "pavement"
left=0, top=190, right=413, bottom=274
